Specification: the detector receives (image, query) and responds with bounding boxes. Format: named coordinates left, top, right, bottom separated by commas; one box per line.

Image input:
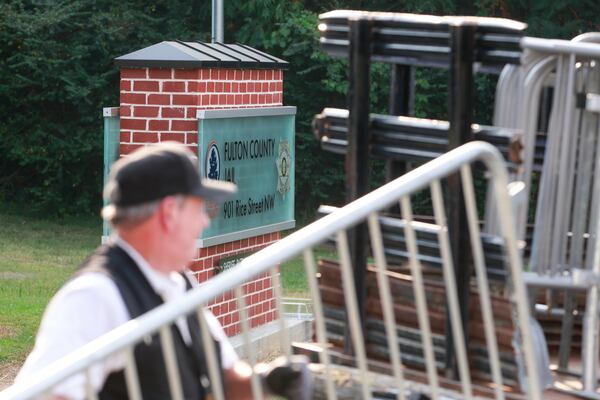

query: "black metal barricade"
left=313, top=9, right=527, bottom=379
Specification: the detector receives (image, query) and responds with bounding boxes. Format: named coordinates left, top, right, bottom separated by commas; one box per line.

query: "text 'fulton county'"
left=223, top=139, right=276, bottom=161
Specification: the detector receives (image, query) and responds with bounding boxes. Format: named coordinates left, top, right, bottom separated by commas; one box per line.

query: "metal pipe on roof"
left=212, top=0, right=224, bottom=43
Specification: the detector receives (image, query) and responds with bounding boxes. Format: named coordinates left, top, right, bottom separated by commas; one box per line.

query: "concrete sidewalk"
left=230, top=317, right=313, bottom=362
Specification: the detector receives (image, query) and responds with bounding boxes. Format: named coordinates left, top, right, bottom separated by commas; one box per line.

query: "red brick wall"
left=194, top=232, right=281, bottom=337
left=119, top=67, right=283, bottom=154
left=119, top=67, right=285, bottom=336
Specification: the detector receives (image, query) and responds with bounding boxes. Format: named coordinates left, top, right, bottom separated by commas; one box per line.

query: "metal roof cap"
left=115, top=41, right=289, bottom=70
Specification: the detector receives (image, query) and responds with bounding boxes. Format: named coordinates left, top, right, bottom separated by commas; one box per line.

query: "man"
left=16, top=142, right=309, bottom=399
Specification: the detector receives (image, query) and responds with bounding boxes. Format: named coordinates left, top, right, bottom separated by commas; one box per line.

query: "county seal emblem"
left=276, top=140, right=291, bottom=196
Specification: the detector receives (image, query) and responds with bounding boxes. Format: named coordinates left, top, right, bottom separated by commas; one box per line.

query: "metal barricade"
left=487, top=33, right=600, bottom=395
left=0, top=142, right=541, bottom=400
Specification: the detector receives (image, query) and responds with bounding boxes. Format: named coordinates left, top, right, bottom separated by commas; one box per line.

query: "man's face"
left=168, top=196, right=210, bottom=271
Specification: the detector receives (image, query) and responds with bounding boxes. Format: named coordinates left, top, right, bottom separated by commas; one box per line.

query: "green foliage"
left=0, top=0, right=597, bottom=219
left=473, top=0, right=600, bottom=38
left=0, top=0, right=211, bottom=215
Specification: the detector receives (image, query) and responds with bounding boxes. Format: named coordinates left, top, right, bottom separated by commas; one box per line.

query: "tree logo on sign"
left=205, top=141, right=220, bottom=180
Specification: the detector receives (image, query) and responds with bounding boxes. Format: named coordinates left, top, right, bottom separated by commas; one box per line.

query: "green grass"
left=280, top=253, right=310, bottom=298
left=0, top=210, right=100, bottom=363
left=280, top=248, right=335, bottom=298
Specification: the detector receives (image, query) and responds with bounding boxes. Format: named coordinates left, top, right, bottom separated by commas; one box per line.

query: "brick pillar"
left=119, top=67, right=284, bottom=336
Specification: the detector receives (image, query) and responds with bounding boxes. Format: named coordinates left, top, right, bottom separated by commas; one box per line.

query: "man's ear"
left=157, top=197, right=178, bottom=232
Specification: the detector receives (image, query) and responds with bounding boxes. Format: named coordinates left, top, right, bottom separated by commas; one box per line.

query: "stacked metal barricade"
left=486, top=32, right=600, bottom=395
left=313, top=9, right=554, bottom=397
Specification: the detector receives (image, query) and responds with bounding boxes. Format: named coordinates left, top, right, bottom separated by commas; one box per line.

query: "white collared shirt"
left=15, top=237, right=238, bottom=399
left=115, top=237, right=195, bottom=345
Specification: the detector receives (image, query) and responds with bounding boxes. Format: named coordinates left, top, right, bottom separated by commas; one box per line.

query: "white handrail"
left=1, top=141, right=540, bottom=400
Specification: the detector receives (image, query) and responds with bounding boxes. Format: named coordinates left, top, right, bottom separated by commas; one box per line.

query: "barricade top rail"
left=521, top=36, right=600, bottom=58
left=318, top=9, right=526, bottom=70
left=1, top=141, right=527, bottom=400
left=319, top=9, right=527, bottom=31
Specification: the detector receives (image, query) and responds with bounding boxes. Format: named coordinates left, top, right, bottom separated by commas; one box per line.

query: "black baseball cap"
left=102, top=142, right=236, bottom=219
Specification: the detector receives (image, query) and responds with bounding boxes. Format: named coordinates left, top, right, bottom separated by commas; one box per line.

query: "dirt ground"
left=0, top=361, right=21, bottom=391
left=0, top=324, right=21, bottom=390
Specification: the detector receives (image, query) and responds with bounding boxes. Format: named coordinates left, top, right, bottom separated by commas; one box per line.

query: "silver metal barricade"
left=0, top=141, right=542, bottom=400
left=489, top=33, right=600, bottom=395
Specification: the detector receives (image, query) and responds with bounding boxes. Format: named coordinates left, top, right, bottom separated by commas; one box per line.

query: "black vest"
left=76, top=244, right=221, bottom=400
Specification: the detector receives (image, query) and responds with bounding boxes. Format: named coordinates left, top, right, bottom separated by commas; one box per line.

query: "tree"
left=1, top=0, right=598, bottom=219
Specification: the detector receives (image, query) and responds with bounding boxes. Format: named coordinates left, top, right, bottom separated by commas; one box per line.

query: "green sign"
left=197, top=107, right=296, bottom=246
left=102, top=107, right=120, bottom=242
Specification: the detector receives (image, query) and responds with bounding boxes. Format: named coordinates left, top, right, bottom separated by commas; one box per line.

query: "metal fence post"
left=345, top=16, right=373, bottom=354
left=445, top=23, right=476, bottom=378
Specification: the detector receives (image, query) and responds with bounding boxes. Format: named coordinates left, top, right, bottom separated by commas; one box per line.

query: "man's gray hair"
left=102, top=195, right=186, bottom=228
left=102, top=200, right=161, bottom=228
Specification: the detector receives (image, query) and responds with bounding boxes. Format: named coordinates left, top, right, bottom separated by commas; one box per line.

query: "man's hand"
left=258, top=355, right=312, bottom=400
